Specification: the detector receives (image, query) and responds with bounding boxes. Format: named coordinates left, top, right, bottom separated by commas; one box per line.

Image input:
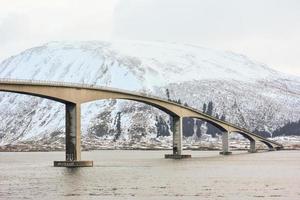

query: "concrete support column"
left=173, top=116, right=183, bottom=155
left=219, top=131, right=232, bottom=155
left=54, top=103, right=93, bottom=167
left=65, top=103, right=81, bottom=161
left=248, top=139, right=257, bottom=153
left=165, top=116, right=191, bottom=159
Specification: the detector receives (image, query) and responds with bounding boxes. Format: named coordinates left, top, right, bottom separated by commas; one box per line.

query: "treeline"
left=254, top=120, right=300, bottom=138
left=165, top=88, right=188, bottom=106
left=155, top=88, right=227, bottom=138
left=156, top=100, right=226, bottom=138
left=272, top=120, right=300, bottom=137
left=162, top=88, right=300, bottom=138
left=202, top=101, right=226, bottom=137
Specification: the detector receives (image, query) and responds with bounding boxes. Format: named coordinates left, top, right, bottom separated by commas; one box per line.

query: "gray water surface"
left=1, top=150, right=300, bottom=200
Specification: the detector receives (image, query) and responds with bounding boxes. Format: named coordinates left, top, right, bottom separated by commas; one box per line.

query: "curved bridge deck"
left=0, top=79, right=283, bottom=167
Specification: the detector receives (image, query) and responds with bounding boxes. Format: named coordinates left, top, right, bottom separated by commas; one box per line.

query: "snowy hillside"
left=0, top=41, right=299, bottom=146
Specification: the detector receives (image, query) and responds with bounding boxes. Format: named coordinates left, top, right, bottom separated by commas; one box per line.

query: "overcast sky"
left=0, top=0, right=299, bottom=76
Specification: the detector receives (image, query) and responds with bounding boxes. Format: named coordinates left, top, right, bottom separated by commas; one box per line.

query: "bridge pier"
left=268, top=147, right=276, bottom=151
left=260, top=141, right=277, bottom=151
left=54, top=103, right=93, bottom=167
left=165, top=116, right=191, bottom=159
left=248, top=139, right=257, bottom=153
left=219, top=131, right=232, bottom=155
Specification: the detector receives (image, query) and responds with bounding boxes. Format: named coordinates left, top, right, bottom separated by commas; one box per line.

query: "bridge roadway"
left=0, top=79, right=283, bottom=167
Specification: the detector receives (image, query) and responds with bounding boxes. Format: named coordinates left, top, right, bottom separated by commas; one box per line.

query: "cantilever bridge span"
left=0, top=79, right=283, bottom=167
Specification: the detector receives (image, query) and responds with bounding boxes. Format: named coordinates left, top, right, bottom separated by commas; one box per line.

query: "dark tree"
left=196, top=120, right=203, bottom=137
left=183, top=118, right=195, bottom=137
left=166, top=89, right=170, bottom=100
left=113, top=112, right=122, bottom=141
left=202, top=103, right=207, bottom=113
left=207, top=101, right=213, bottom=116
left=155, top=116, right=170, bottom=137
left=220, top=114, right=226, bottom=121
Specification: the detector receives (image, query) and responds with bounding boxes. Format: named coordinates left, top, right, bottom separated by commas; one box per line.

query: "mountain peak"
left=0, top=40, right=282, bottom=91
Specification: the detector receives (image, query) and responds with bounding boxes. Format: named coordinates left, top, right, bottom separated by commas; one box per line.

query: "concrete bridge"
left=0, top=79, right=283, bottom=167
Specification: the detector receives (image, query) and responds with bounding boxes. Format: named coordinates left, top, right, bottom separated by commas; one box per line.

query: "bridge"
left=0, top=79, right=283, bottom=167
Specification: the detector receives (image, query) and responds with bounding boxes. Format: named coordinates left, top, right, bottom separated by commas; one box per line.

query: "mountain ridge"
left=0, top=40, right=299, bottom=146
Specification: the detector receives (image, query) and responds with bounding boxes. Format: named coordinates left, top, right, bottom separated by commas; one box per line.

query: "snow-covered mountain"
left=0, top=41, right=299, bottom=146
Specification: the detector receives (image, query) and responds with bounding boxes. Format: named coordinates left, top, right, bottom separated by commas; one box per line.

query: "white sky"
left=0, top=0, right=299, bottom=76
left=0, top=0, right=118, bottom=60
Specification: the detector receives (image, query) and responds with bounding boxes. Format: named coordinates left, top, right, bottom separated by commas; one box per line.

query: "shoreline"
left=1, top=147, right=299, bottom=153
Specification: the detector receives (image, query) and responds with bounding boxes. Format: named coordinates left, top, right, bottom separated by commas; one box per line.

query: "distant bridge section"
left=0, top=79, right=283, bottom=167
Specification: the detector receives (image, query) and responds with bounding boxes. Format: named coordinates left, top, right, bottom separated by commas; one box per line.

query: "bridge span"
left=0, top=79, right=283, bottom=167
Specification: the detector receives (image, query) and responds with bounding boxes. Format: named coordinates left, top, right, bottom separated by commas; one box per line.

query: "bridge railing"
left=0, top=78, right=172, bottom=104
